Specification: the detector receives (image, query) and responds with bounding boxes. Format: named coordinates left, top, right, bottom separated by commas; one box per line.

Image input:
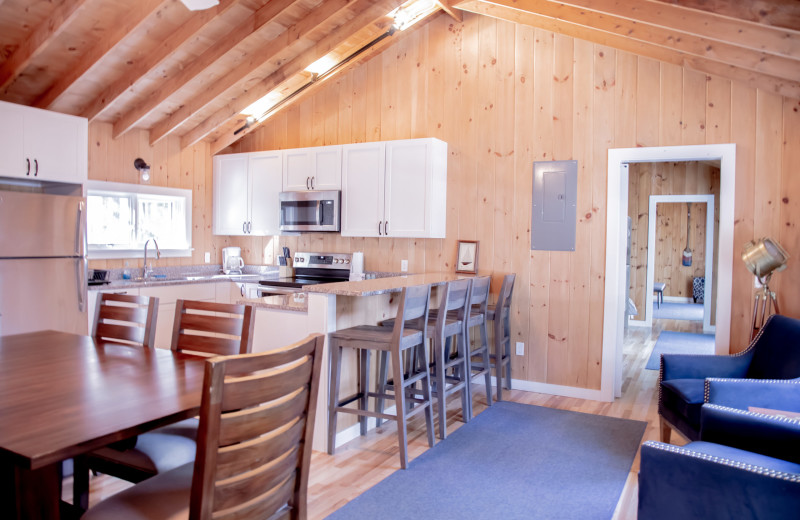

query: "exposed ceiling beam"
left=455, top=1, right=800, bottom=99
left=437, top=1, right=463, bottom=22
left=652, top=0, right=800, bottom=32
left=0, top=0, right=89, bottom=93
left=148, top=0, right=362, bottom=145
left=210, top=16, right=406, bottom=155
left=180, top=0, right=404, bottom=149
left=32, top=0, right=167, bottom=110
left=561, top=0, right=799, bottom=58
left=111, top=0, right=300, bottom=140
left=80, top=0, right=241, bottom=122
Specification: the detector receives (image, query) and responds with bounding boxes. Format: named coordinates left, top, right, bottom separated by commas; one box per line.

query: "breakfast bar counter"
left=304, top=272, right=463, bottom=297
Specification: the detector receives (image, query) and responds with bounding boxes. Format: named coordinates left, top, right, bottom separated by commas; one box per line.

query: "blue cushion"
left=686, top=441, right=800, bottom=474
left=661, top=379, right=704, bottom=432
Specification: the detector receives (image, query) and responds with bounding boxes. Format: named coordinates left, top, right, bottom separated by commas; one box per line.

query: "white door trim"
left=642, top=195, right=715, bottom=333
left=602, top=144, right=736, bottom=400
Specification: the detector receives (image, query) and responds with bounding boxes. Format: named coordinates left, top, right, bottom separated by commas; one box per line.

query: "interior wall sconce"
left=134, top=158, right=151, bottom=182
left=742, top=237, right=789, bottom=340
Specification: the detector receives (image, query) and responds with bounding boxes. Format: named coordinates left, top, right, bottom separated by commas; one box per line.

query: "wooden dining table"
left=0, top=330, right=207, bottom=519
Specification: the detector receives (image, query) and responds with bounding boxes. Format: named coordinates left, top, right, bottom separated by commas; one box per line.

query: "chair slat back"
left=171, top=299, right=254, bottom=356
left=469, top=276, right=491, bottom=312
left=435, top=278, right=472, bottom=335
left=92, top=292, right=158, bottom=348
left=190, top=334, right=324, bottom=520
left=391, top=284, right=431, bottom=348
left=493, top=274, right=516, bottom=338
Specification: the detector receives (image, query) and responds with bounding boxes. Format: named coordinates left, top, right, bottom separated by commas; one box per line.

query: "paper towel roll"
left=351, top=252, right=364, bottom=274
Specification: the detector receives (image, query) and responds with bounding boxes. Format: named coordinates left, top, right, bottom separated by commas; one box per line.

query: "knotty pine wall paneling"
left=222, top=11, right=799, bottom=390
left=87, top=121, right=222, bottom=271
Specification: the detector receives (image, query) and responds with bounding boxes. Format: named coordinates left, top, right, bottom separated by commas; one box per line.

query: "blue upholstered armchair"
left=639, top=383, right=800, bottom=520
left=658, top=314, right=800, bottom=443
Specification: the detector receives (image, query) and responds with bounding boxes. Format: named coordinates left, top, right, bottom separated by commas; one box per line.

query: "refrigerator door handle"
left=75, top=201, right=84, bottom=255
left=75, top=258, right=86, bottom=312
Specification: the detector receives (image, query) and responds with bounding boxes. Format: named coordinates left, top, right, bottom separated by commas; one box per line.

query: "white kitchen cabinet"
left=0, top=100, right=87, bottom=184
left=283, top=145, right=342, bottom=191
left=341, top=138, right=447, bottom=238
left=213, top=150, right=282, bottom=235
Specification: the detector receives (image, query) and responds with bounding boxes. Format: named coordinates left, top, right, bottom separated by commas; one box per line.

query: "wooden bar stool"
left=462, top=275, right=493, bottom=417
left=380, top=278, right=472, bottom=439
left=327, top=284, right=435, bottom=469
left=484, top=273, right=516, bottom=401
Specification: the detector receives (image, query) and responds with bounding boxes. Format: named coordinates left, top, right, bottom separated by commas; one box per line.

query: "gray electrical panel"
left=531, top=160, right=577, bottom=251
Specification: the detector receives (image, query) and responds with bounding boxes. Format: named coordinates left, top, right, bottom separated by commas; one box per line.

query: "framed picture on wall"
left=456, top=240, right=479, bottom=274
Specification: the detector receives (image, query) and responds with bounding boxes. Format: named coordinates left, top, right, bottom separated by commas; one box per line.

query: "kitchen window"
left=86, top=181, right=192, bottom=259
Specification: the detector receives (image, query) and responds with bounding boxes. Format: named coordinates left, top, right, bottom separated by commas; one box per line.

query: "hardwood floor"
left=64, top=316, right=704, bottom=518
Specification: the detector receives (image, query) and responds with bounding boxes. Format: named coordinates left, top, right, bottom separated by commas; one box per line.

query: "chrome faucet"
left=143, top=238, right=161, bottom=279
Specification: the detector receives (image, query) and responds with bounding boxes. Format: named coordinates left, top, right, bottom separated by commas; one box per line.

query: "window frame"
left=86, top=180, right=193, bottom=260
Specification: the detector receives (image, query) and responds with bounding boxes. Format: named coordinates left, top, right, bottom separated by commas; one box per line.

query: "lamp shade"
left=742, top=237, right=789, bottom=279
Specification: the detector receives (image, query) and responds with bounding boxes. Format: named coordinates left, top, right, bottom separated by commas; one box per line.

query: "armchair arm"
left=700, top=404, right=800, bottom=464
left=705, top=378, right=800, bottom=411
left=660, top=352, right=751, bottom=381
left=639, top=441, right=800, bottom=520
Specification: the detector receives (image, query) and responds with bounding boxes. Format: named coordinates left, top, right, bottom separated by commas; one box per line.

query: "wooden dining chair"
left=92, top=292, right=159, bottom=347
left=73, top=299, right=255, bottom=511
left=82, top=333, right=325, bottom=520
left=171, top=299, right=255, bottom=357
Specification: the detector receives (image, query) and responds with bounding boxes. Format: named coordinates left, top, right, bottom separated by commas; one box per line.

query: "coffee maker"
left=222, top=246, right=244, bottom=275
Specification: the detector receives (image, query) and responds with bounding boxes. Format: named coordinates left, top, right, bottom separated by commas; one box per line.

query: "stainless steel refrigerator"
left=0, top=190, right=88, bottom=336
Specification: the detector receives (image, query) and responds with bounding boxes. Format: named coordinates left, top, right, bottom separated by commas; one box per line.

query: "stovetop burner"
left=259, top=252, right=352, bottom=289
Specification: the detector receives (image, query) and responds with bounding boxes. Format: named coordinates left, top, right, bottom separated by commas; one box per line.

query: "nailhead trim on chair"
left=657, top=315, right=777, bottom=409
left=642, top=441, right=800, bottom=482
left=704, top=378, right=800, bottom=403
left=702, top=403, right=800, bottom=426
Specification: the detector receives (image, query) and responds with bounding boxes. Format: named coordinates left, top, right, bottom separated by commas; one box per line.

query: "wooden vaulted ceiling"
left=0, top=0, right=797, bottom=155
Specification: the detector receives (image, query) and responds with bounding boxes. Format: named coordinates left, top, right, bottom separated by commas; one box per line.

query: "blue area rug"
left=325, top=401, right=646, bottom=520
left=645, top=330, right=716, bottom=370
left=652, top=302, right=704, bottom=321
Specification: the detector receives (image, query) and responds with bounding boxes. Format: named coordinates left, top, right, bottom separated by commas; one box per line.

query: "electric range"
left=257, top=252, right=352, bottom=296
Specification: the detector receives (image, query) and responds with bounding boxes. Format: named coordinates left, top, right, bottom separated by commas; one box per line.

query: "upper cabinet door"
left=341, top=142, right=385, bottom=237
left=213, top=154, right=250, bottom=235
left=0, top=102, right=25, bottom=178
left=248, top=151, right=283, bottom=235
left=283, top=148, right=314, bottom=191
left=312, top=145, right=342, bottom=190
left=385, top=138, right=447, bottom=239
left=24, top=108, right=86, bottom=184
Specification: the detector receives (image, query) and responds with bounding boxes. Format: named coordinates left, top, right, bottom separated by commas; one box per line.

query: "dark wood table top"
left=0, top=330, right=206, bottom=470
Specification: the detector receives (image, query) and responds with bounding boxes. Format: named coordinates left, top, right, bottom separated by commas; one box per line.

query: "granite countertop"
left=237, top=293, right=309, bottom=312
left=88, top=265, right=279, bottom=290
left=304, top=272, right=465, bottom=297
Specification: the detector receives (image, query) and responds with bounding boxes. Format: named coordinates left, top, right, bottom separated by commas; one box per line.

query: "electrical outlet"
left=516, top=342, right=524, bottom=356
left=204, top=252, right=211, bottom=263
left=401, top=259, right=408, bottom=272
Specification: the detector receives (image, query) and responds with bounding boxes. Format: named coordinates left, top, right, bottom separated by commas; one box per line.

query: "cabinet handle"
left=241, top=285, right=245, bottom=297
left=306, top=177, right=310, bottom=190
left=243, top=221, right=247, bottom=234
left=248, top=221, right=252, bottom=233
left=26, top=158, right=30, bottom=176
left=33, top=159, right=38, bottom=177
left=378, top=221, right=382, bottom=235
left=311, top=176, right=315, bottom=190
left=385, top=220, right=389, bottom=235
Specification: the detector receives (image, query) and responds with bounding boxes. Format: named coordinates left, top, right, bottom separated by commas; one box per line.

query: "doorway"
left=601, top=144, right=735, bottom=400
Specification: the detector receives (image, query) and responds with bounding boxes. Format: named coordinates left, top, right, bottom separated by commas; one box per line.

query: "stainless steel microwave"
left=279, top=190, right=341, bottom=232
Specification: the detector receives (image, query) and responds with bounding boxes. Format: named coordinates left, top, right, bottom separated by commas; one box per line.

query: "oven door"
left=256, top=285, right=302, bottom=297
left=279, top=190, right=340, bottom=232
